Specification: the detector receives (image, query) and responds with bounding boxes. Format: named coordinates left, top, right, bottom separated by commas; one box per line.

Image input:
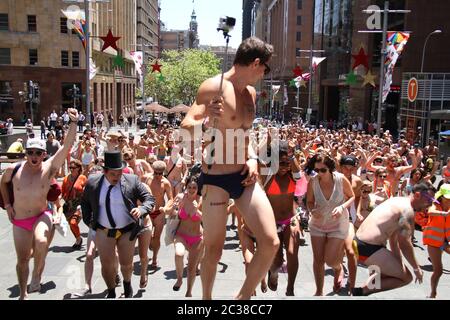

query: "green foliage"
left=144, top=49, right=221, bottom=107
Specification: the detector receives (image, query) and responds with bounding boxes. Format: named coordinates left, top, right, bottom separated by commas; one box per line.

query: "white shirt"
left=98, top=178, right=134, bottom=229
left=63, top=113, right=69, bottom=122
left=50, top=112, right=58, bottom=121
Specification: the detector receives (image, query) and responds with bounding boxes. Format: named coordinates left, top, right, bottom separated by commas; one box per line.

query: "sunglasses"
left=69, top=166, right=80, bottom=170
left=26, top=150, right=43, bottom=157
left=123, top=156, right=133, bottom=161
left=154, top=171, right=164, bottom=176
left=263, top=62, right=271, bottom=75
left=314, top=168, right=328, bottom=173
left=378, top=175, right=387, bottom=178
left=362, top=190, right=372, bottom=194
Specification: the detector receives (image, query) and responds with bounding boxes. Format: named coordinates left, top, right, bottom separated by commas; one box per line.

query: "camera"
left=217, top=16, right=236, bottom=33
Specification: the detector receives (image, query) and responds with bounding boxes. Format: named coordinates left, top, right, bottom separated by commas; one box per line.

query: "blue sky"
left=159, top=0, right=243, bottom=49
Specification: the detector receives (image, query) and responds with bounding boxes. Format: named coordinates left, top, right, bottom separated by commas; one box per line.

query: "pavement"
left=0, top=125, right=449, bottom=300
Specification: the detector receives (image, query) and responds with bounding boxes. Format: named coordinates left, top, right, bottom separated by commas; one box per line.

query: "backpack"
left=0, top=162, right=22, bottom=209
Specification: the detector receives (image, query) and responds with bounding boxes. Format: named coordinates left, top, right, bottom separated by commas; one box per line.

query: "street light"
left=421, top=30, right=442, bottom=73
left=63, top=0, right=110, bottom=127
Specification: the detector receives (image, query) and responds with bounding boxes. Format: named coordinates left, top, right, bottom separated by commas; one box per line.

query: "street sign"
left=407, top=77, right=418, bottom=102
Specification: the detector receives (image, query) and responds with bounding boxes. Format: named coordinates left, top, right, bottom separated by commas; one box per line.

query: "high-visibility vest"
left=423, top=204, right=450, bottom=248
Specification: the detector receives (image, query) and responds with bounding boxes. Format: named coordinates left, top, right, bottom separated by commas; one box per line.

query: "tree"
left=145, top=49, right=221, bottom=107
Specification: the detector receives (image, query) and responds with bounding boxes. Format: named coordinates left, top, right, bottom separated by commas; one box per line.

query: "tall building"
left=89, top=0, right=137, bottom=123
left=242, top=0, right=256, bottom=40
left=263, top=0, right=314, bottom=121
left=189, top=9, right=199, bottom=49
left=160, top=30, right=189, bottom=51
left=0, top=0, right=140, bottom=123
left=136, top=0, right=160, bottom=62
left=200, top=45, right=236, bottom=71
left=0, top=0, right=86, bottom=121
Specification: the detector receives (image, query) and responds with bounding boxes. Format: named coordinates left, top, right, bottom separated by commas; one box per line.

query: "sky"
left=159, top=0, right=243, bottom=49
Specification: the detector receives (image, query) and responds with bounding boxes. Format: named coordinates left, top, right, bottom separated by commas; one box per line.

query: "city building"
left=200, top=45, right=236, bottom=71
left=242, top=0, right=256, bottom=40
left=160, top=29, right=189, bottom=51
left=136, top=0, right=160, bottom=62
left=0, top=0, right=141, bottom=124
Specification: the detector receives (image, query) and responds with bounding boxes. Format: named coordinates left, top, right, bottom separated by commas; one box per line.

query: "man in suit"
left=81, top=151, right=155, bottom=298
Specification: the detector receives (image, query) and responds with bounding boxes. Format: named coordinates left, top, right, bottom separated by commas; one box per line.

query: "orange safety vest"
left=423, top=204, right=450, bottom=248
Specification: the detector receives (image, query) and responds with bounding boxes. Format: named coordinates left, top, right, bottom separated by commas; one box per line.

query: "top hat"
left=103, top=151, right=127, bottom=170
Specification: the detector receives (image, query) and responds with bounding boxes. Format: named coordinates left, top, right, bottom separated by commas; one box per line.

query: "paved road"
left=0, top=211, right=449, bottom=300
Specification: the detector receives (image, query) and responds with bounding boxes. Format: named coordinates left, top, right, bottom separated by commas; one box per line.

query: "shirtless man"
left=0, top=108, right=79, bottom=300
left=144, top=161, right=173, bottom=268
left=122, top=148, right=152, bottom=182
left=352, top=182, right=433, bottom=295
left=367, top=150, right=420, bottom=196
left=181, top=37, right=279, bottom=300
left=165, top=142, right=188, bottom=195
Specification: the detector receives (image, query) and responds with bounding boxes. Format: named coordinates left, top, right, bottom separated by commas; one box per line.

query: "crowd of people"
left=0, top=37, right=449, bottom=300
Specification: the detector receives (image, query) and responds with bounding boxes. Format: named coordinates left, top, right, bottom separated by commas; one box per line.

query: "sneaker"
left=115, top=274, right=121, bottom=287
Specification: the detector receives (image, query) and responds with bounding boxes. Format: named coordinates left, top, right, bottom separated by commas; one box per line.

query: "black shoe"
left=106, top=288, right=116, bottom=299
left=352, top=287, right=364, bottom=296
left=72, top=238, right=83, bottom=250
left=123, top=281, right=133, bottom=298
left=115, top=274, right=121, bottom=287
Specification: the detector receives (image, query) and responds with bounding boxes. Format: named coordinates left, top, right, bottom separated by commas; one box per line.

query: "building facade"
left=0, top=0, right=141, bottom=124
left=0, top=0, right=86, bottom=122
left=137, top=0, right=160, bottom=62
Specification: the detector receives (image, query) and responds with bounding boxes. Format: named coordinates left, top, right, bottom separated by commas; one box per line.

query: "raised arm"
left=48, top=108, right=79, bottom=176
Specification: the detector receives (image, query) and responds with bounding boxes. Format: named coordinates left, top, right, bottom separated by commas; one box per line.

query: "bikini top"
left=179, top=207, right=201, bottom=222
left=266, top=175, right=296, bottom=196
left=444, top=167, right=450, bottom=177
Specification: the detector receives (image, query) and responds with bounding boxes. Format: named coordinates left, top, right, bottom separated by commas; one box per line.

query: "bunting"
left=382, top=32, right=410, bottom=102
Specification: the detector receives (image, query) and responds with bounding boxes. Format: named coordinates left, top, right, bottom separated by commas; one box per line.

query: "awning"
left=439, top=130, right=450, bottom=136
left=169, top=104, right=190, bottom=113
left=144, top=102, right=170, bottom=113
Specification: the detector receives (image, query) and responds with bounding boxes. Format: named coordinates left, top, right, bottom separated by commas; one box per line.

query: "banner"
left=312, top=57, right=326, bottom=71
left=62, top=9, right=87, bottom=50
left=130, top=51, right=144, bottom=77
left=382, top=32, right=410, bottom=103
left=89, top=58, right=98, bottom=80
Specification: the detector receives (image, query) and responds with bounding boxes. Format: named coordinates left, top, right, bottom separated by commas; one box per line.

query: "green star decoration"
left=346, top=71, right=358, bottom=86
left=157, top=73, right=165, bottom=82
left=289, top=79, right=297, bottom=88
left=113, top=53, right=125, bottom=69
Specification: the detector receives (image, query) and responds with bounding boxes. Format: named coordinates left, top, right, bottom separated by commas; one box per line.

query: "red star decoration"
left=260, top=91, right=268, bottom=99
left=151, top=61, right=162, bottom=73
left=352, top=47, right=369, bottom=71
left=100, top=29, right=121, bottom=52
left=293, top=66, right=303, bottom=77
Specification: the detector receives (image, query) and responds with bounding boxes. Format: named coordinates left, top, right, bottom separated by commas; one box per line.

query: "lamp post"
left=63, top=0, right=110, bottom=127
left=421, top=30, right=442, bottom=73
left=421, top=29, right=443, bottom=145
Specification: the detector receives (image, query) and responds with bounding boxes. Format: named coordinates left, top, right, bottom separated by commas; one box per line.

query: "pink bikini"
left=12, top=210, right=52, bottom=232
left=176, top=207, right=202, bottom=247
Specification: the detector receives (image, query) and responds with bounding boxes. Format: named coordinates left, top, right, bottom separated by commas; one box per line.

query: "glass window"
left=29, top=49, right=38, bottom=65
left=72, top=51, right=79, bottom=67
left=0, top=48, right=11, bottom=64
left=297, top=16, right=302, bottom=25
left=28, top=15, right=37, bottom=32
left=0, top=13, right=8, bottom=31
left=297, top=0, right=302, bottom=10
left=60, top=17, right=68, bottom=33
left=296, top=32, right=301, bottom=42
left=0, top=81, right=13, bottom=110
left=61, top=50, right=69, bottom=67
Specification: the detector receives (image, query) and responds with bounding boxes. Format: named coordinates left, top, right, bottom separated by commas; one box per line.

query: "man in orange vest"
left=423, top=184, right=450, bottom=298
left=351, top=182, right=435, bottom=296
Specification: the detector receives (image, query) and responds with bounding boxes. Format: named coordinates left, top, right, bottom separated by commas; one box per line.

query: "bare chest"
left=221, top=88, right=255, bottom=130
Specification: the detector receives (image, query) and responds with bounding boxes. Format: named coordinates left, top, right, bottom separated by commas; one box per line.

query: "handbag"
left=164, top=213, right=180, bottom=246
left=0, top=162, right=23, bottom=209
left=62, top=175, right=80, bottom=214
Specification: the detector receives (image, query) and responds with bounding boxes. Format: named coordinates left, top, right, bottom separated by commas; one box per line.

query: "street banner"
left=130, top=51, right=144, bottom=77
left=90, top=58, right=98, bottom=80
left=382, top=32, right=410, bottom=103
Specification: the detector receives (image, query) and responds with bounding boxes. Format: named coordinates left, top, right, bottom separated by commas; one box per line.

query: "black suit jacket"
left=81, top=174, right=155, bottom=228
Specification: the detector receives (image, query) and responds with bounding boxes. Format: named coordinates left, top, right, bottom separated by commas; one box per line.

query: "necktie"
left=105, top=185, right=116, bottom=228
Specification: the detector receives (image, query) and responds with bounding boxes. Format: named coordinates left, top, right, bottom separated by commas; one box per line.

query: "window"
left=296, top=48, right=301, bottom=57
left=0, top=81, right=13, bottom=110
left=297, top=0, right=302, bottom=10
left=296, top=32, right=302, bottom=42
left=0, top=14, right=8, bottom=31
left=297, top=16, right=302, bottom=25
left=0, top=48, right=11, bottom=64
left=72, top=51, right=79, bottom=67
left=60, top=17, right=68, bottom=33
left=28, top=15, right=37, bottom=32
left=29, top=49, right=38, bottom=65
left=61, top=50, right=69, bottom=66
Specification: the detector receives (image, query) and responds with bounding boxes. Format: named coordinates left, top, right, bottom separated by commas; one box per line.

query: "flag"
left=89, top=58, right=98, bottom=80
left=62, top=9, right=87, bottom=50
left=382, top=32, right=410, bottom=103
left=312, top=57, right=326, bottom=71
left=130, top=51, right=144, bottom=77
left=283, top=85, right=288, bottom=105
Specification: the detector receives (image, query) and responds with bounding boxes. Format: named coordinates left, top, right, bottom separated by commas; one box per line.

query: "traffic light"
left=33, top=84, right=40, bottom=103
